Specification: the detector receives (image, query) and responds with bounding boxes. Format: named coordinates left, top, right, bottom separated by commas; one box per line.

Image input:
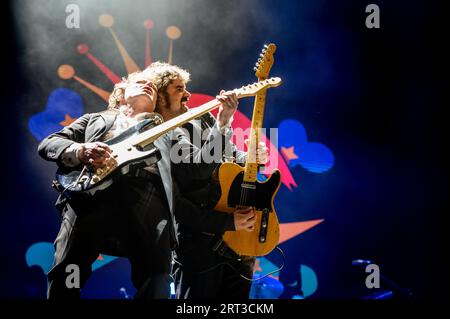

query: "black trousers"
left=47, top=175, right=172, bottom=299
left=177, top=234, right=255, bottom=299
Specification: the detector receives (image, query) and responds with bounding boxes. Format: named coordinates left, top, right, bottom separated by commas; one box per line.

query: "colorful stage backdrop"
left=1, top=0, right=445, bottom=299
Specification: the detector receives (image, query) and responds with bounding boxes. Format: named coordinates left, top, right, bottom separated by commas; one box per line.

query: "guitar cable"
left=57, top=166, right=88, bottom=196
left=190, top=245, right=286, bottom=282
left=238, top=246, right=286, bottom=282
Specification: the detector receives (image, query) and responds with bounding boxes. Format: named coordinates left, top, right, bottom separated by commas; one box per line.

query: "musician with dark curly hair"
left=38, top=61, right=239, bottom=299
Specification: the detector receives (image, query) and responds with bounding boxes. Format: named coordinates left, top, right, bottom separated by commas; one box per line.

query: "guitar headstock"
left=236, top=77, right=282, bottom=98
left=254, top=43, right=276, bottom=80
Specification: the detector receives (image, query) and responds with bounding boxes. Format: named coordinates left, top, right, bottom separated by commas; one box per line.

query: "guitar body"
left=55, top=126, right=161, bottom=196
left=214, top=162, right=281, bottom=256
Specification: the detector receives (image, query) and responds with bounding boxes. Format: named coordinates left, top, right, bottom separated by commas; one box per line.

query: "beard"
left=155, top=92, right=170, bottom=114
left=155, top=93, right=188, bottom=117
left=180, top=100, right=189, bottom=114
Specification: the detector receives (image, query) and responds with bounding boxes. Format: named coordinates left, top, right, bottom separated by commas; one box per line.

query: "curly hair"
left=107, top=61, right=191, bottom=110
left=107, top=81, right=128, bottom=110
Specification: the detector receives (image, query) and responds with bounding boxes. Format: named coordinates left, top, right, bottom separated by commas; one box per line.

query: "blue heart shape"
left=28, top=88, right=83, bottom=141
left=25, top=241, right=118, bottom=275
left=279, top=119, right=334, bottom=173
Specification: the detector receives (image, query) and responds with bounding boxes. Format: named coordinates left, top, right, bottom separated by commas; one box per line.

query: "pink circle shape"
left=144, top=19, right=154, bottom=29
left=77, top=44, right=89, bottom=54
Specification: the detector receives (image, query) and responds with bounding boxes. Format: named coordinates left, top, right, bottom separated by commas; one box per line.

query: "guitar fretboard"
left=126, top=78, right=281, bottom=149
left=130, top=99, right=221, bottom=148
left=243, top=91, right=267, bottom=183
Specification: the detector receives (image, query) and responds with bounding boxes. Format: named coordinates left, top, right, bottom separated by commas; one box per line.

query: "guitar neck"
left=129, top=99, right=221, bottom=148
left=126, top=77, right=282, bottom=149
left=243, top=90, right=267, bottom=183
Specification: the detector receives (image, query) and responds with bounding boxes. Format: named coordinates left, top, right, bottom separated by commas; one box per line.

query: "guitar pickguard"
left=227, top=170, right=281, bottom=210
left=55, top=143, right=161, bottom=196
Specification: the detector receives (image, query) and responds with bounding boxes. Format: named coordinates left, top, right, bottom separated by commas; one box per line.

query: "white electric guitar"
left=55, top=77, right=282, bottom=196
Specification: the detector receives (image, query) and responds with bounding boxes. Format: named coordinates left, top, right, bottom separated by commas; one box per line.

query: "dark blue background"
left=1, top=0, right=446, bottom=300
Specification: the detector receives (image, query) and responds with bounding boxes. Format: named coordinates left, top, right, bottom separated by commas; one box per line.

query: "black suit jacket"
left=171, top=113, right=247, bottom=235
left=38, top=111, right=117, bottom=164
left=38, top=110, right=178, bottom=247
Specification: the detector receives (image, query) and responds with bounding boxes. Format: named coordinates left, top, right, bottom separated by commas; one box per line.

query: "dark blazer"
left=38, top=111, right=118, bottom=164
left=171, top=113, right=247, bottom=235
left=38, top=110, right=174, bottom=211
left=38, top=110, right=178, bottom=247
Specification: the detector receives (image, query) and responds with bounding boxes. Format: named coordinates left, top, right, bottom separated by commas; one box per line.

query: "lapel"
left=101, top=111, right=118, bottom=133
left=154, top=133, right=173, bottom=213
left=85, top=111, right=118, bottom=142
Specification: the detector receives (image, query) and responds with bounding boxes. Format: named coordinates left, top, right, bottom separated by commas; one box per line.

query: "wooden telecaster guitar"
left=55, top=77, right=282, bottom=196
left=214, top=44, right=281, bottom=256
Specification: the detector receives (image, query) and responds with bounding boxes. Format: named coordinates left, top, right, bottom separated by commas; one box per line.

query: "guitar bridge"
left=91, top=158, right=118, bottom=184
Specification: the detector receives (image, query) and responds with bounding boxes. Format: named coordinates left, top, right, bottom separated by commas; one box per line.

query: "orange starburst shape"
left=57, top=14, right=182, bottom=103
left=279, top=219, right=324, bottom=244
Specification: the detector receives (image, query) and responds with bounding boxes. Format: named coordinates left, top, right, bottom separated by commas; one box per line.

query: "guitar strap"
left=199, top=113, right=243, bottom=260
left=216, top=240, right=257, bottom=265
left=211, top=236, right=242, bottom=261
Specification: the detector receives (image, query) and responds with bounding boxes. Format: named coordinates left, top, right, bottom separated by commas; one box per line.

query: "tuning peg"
left=264, top=44, right=269, bottom=49
left=258, top=58, right=262, bottom=62
left=259, top=53, right=265, bottom=58
left=253, top=67, right=258, bottom=71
